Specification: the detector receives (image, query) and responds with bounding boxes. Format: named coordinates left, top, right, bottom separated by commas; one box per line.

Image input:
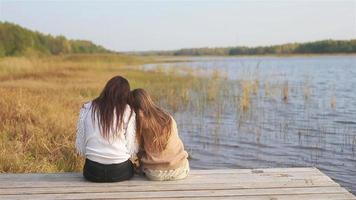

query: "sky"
left=0, top=0, right=355, bottom=51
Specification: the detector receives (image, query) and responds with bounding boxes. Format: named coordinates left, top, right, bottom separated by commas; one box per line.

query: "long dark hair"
left=91, top=76, right=131, bottom=139
left=130, top=88, right=172, bottom=152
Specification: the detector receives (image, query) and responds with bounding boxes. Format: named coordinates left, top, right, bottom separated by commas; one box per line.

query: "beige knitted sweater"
left=140, top=117, right=188, bottom=170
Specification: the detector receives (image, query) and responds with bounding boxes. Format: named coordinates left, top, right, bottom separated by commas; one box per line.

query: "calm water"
left=144, top=55, right=356, bottom=194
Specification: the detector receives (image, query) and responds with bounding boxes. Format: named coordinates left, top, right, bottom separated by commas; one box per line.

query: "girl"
left=75, top=76, right=137, bottom=182
left=131, top=88, right=189, bottom=181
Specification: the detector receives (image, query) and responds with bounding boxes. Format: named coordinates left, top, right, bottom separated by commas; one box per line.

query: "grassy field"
left=0, top=54, right=322, bottom=173
left=0, top=54, right=216, bottom=172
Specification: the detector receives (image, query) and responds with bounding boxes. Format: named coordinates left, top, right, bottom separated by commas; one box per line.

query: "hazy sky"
left=0, top=0, right=355, bottom=51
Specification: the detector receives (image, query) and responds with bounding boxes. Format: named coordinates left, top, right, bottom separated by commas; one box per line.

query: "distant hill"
left=0, top=22, right=111, bottom=57
left=134, top=39, right=356, bottom=56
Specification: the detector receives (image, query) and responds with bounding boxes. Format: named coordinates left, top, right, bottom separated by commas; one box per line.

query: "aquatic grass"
left=239, top=80, right=252, bottom=112
left=303, top=78, right=312, bottom=100
left=282, top=81, right=289, bottom=102
left=330, top=95, right=336, bottom=109
left=264, top=82, right=271, bottom=96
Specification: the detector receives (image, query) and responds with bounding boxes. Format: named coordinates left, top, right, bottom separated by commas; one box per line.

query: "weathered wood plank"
left=131, top=194, right=356, bottom=200
left=0, top=179, right=339, bottom=196
left=0, top=167, right=320, bottom=179
left=0, top=175, right=335, bottom=189
left=0, top=187, right=350, bottom=200
left=0, top=172, right=330, bottom=183
left=0, top=169, right=332, bottom=185
left=190, top=167, right=322, bottom=174
left=0, top=184, right=340, bottom=195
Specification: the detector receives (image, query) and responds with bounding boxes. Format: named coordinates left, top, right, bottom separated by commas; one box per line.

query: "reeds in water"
left=240, top=80, right=251, bottom=112
left=330, top=95, right=336, bottom=109
left=282, top=81, right=289, bottom=102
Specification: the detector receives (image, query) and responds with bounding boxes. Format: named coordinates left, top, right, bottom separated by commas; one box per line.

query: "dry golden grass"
left=0, top=54, right=201, bottom=173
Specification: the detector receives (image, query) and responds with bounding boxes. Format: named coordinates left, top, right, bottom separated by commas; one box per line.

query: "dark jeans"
left=83, top=158, right=134, bottom=182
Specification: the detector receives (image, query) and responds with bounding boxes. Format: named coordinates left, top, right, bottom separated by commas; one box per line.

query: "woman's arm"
left=75, top=105, right=88, bottom=156
left=124, top=111, right=139, bottom=159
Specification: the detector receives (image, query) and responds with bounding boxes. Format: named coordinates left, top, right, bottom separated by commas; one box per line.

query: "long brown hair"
left=91, top=76, right=131, bottom=140
left=130, top=88, right=172, bottom=152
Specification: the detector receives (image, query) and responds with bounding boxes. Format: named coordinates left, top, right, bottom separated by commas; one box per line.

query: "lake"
left=143, top=55, right=356, bottom=194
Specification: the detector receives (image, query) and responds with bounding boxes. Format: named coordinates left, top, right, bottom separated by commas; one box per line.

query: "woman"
left=75, top=76, right=138, bottom=182
left=130, top=88, right=189, bottom=181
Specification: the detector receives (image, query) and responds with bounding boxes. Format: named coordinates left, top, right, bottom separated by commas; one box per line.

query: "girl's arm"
left=75, top=105, right=87, bottom=156
left=125, top=111, right=139, bottom=159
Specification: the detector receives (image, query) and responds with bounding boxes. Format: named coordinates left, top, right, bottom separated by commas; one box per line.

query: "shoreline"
left=145, top=53, right=356, bottom=63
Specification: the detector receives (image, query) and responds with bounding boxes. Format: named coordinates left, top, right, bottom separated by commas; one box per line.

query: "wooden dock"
left=0, top=167, right=354, bottom=200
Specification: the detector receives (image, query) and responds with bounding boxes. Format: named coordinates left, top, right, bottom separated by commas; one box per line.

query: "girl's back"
left=77, top=102, right=136, bottom=165
left=131, top=88, right=190, bottom=181
left=75, top=76, right=138, bottom=182
left=140, top=117, right=188, bottom=170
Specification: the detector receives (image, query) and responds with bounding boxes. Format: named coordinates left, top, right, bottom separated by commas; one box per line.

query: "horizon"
left=0, top=0, right=355, bottom=51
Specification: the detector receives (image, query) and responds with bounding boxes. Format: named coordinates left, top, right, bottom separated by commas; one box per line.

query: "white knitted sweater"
left=75, top=102, right=138, bottom=164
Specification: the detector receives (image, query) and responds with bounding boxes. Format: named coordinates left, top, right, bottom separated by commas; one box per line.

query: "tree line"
left=0, top=22, right=110, bottom=57
left=136, top=39, right=356, bottom=56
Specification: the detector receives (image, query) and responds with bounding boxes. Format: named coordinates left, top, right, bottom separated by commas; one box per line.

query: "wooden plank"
left=0, top=167, right=320, bottom=179
left=190, top=167, right=321, bottom=174
left=0, top=184, right=340, bottom=195
left=0, top=170, right=332, bottom=184
left=131, top=194, right=356, bottom=200
left=0, top=179, right=339, bottom=194
left=0, top=175, right=335, bottom=188
left=4, top=194, right=355, bottom=200
left=0, top=187, right=350, bottom=200
left=0, top=173, right=330, bottom=184
left=0, top=180, right=337, bottom=191
left=0, top=171, right=331, bottom=179
left=0, top=167, right=320, bottom=180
